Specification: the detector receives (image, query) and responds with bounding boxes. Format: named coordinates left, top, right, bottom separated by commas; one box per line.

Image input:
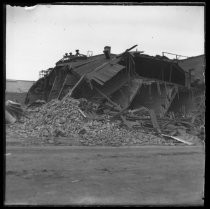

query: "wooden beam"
left=47, top=75, right=57, bottom=102
left=94, top=86, right=135, bottom=130
left=94, top=86, right=122, bottom=111
left=149, top=109, right=161, bottom=133
left=78, top=108, right=87, bottom=118
left=69, top=74, right=86, bottom=98
left=161, top=134, right=194, bottom=145
left=129, top=106, right=161, bottom=133
left=57, top=75, right=68, bottom=100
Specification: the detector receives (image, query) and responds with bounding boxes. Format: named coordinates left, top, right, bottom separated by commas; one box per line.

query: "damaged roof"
left=70, top=51, right=187, bottom=86
left=85, top=58, right=125, bottom=85
left=72, top=54, right=116, bottom=76
left=67, top=54, right=125, bottom=85
left=57, top=54, right=115, bottom=74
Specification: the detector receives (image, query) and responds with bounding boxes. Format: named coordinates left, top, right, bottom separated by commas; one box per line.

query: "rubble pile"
left=7, top=96, right=83, bottom=138
left=159, top=118, right=203, bottom=145
left=158, top=93, right=205, bottom=143
left=6, top=95, right=175, bottom=146
left=78, top=120, right=166, bottom=146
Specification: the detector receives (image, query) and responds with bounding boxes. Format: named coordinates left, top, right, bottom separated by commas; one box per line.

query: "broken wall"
left=129, top=82, right=178, bottom=117
left=110, top=78, right=142, bottom=109
left=168, top=88, right=204, bottom=117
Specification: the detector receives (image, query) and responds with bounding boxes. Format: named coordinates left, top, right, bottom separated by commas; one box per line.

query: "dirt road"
left=5, top=145, right=205, bottom=206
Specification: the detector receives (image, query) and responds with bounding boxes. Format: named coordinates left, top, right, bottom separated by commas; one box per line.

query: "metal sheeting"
left=111, top=78, right=143, bottom=109
left=90, top=63, right=125, bottom=85
left=91, top=69, right=130, bottom=98
left=69, top=53, right=124, bottom=85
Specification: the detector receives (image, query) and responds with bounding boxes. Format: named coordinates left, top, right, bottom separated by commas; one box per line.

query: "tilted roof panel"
left=71, top=54, right=116, bottom=76
left=91, top=64, right=125, bottom=83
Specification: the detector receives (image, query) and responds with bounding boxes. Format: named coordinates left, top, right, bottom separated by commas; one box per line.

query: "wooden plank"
left=57, top=75, right=68, bottom=100
left=148, top=109, right=161, bottom=133
left=161, top=134, right=194, bottom=145
left=116, top=45, right=138, bottom=58
left=69, top=74, right=86, bottom=98
left=47, top=76, right=57, bottom=102
left=94, top=87, right=136, bottom=130
left=94, top=87, right=122, bottom=111
left=129, top=106, right=148, bottom=114
left=113, top=106, right=129, bottom=118
left=78, top=108, right=87, bottom=118
left=129, top=79, right=143, bottom=104
left=161, top=85, right=178, bottom=117
left=129, top=106, right=161, bottom=133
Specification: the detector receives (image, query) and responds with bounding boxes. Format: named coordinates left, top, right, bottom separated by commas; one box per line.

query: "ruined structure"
left=25, top=46, right=205, bottom=121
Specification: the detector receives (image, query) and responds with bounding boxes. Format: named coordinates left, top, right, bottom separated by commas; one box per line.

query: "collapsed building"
left=25, top=45, right=205, bottom=122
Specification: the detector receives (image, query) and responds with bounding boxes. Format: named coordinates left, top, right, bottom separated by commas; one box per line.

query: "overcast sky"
left=6, top=5, right=204, bottom=81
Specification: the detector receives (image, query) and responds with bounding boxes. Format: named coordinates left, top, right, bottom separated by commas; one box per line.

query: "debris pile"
left=7, top=46, right=205, bottom=146
left=6, top=95, right=177, bottom=146
left=7, top=96, right=82, bottom=138
left=6, top=92, right=204, bottom=146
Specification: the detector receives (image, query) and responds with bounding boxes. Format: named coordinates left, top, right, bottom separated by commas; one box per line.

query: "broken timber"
left=149, top=109, right=161, bottom=133
left=94, top=86, right=134, bottom=129
left=161, top=134, right=194, bottom=145
left=94, top=86, right=122, bottom=111
left=130, top=106, right=161, bottom=133
left=69, top=74, right=86, bottom=98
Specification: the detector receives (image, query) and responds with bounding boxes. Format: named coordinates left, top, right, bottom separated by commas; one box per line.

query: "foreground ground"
left=5, top=140, right=205, bottom=206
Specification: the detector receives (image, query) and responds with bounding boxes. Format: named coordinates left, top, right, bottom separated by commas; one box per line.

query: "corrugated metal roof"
left=111, top=78, right=143, bottom=108
left=70, top=54, right=125, bottom=85
left=91, top=69, right=129, bottom=97
left=89, top=63, right=125, bottom=85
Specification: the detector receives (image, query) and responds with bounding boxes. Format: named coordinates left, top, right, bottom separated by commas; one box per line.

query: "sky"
left=6, top=5, right=204, bottom=81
